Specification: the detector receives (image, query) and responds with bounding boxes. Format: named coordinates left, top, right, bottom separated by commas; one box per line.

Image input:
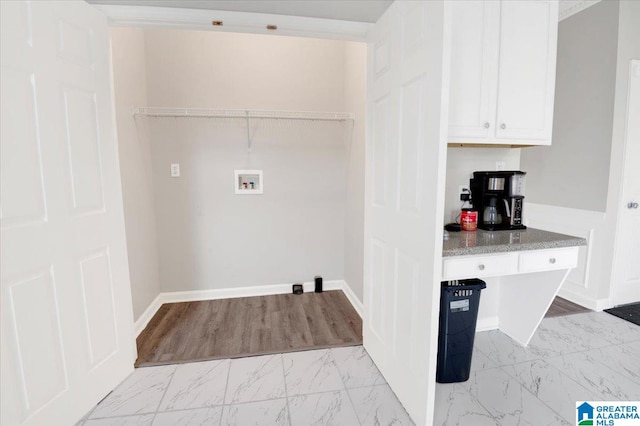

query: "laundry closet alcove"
left=111, top=27, right=367, bottom=365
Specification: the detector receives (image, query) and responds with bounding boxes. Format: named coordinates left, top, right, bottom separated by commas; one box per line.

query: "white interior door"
left=364, top=1, right=450, bottom=425
left=612, top=60, right=640, bottom=306
left=1, top=1, right=136, bottom=425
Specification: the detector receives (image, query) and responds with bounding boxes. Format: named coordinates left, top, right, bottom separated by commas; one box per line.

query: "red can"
left=461, top=209, right=478, bottom=231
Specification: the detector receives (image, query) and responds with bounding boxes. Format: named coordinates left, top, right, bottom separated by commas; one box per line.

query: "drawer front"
left=518, top=247, right=579, bottom=273
left=443, top=253, right=518, bottom=280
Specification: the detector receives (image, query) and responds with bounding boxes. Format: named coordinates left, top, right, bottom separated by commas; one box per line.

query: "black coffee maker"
left=470, top=171, right=526, bottom=231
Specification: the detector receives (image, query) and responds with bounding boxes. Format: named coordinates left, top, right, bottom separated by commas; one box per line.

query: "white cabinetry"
left=442, top=247, right=578, bottom=280
left=442, top=246, right=579, bottom=345
left=448, top=0, right=559, bottom=146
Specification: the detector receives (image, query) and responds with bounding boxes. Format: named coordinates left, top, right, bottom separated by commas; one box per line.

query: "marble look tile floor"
left=80, top=346, right=413, bottom=426
left=80, top=311, right=639, bottom=426
left=436, top=311, right=640, bottom=426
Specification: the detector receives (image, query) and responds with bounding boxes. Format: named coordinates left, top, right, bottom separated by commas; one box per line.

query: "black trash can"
left=436, top=279, right=486, bottom=383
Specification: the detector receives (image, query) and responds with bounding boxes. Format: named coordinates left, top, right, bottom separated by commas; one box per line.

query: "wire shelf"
left=132, top=107, right=354, bottom=152
left=132, top=107, right=354, bottom=122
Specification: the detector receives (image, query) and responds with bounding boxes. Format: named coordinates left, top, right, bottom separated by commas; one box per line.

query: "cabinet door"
left=495, top=0, right=559, bottom=144
left=448, top=1, right=500, bottom=142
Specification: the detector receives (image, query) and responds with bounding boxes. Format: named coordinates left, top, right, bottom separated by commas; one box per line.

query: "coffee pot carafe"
left=483, top=198, right=502, bottom=225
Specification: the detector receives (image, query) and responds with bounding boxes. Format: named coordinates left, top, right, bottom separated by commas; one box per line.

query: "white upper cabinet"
left=449, top=0, right=559, bottom=146
left=448, top=1, right=500, bottom=140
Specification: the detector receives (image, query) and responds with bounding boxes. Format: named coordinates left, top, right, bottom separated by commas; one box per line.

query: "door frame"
left=610, top=59, right=640, bottom=306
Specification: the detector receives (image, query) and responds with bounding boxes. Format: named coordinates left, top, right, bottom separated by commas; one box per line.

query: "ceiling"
left=86, top=0, right=395, bottom=23
left=87, top=0, right=601, bottom=24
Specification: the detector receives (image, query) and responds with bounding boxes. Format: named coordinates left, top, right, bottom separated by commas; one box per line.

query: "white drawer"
left=518, top=247, right=579, bottom=273
left=442, top=253, right=518, bottom=280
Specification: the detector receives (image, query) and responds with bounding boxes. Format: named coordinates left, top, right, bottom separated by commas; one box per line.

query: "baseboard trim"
left=476, top=316, right=499, bottom=332
left=557, top=287, right=611, bottom=312
left=341, top=280, right=364, bottom=318
left=133, top=279, right=364, bottom=337
left=134, top=294, right=163, bottom=337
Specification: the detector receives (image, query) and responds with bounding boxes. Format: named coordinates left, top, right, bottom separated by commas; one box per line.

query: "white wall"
left=142, top=30, right=355, bottom=292
left=444, top=148, right=521, bottom=223
left=110, top=28, right=161, bottom=321
left=343, top=42, right=367, bottom=302
left=524, top=0, right=640, bottom=309
left=521, top=0, right=619, bottom=212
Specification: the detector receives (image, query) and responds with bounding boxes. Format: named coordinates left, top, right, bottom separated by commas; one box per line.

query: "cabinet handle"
left=549, top=258, right=556, bottom=264
left=500, top=123, right=506, bottom=130
left=478, top=264, right=485, bottom=270
left=484, top=122, right=490, bottom=129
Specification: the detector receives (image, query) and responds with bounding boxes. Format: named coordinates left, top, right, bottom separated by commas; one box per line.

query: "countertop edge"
left=442, top=237, right=587, bottom=258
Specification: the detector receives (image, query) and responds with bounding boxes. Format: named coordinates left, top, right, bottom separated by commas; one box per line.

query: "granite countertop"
left=442, top=227, right=587, bottom=257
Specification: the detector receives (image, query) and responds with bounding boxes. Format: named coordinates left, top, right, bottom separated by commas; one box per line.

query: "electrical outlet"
left=458, top=184, right=470, bottom=201
left=170, top=163, right=180, bottom=177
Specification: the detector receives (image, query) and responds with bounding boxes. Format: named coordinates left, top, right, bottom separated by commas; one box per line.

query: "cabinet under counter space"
left=442, top=228, right=587, bottom=346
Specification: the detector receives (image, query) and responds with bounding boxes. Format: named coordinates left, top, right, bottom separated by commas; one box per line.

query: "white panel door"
left=364, top=1, right=450, bottom=425
left=448, top=0, right=499, bottom=141
left=1, top=2, right=135, bottom=425
left=495, top=0, right=558, bottom=143
left=612, top=60, right=640, bottom=306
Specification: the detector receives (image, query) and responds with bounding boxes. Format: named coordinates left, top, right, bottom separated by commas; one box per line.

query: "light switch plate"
left=170, top=163, right=180, bottom=177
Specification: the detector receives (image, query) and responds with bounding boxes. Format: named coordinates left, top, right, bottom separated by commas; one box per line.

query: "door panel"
left=8, top=269, right=68, bottom=412
left=0, top=68, right=47, bottom=226
left=364, top=1, right=450, bottom=425
left=1, top=2, right=135, bottom=425
left=79, top=249, right=119, bottom=367
left=63, top=88, right=105, bottom=214
left=372, top=97, right=392, bottom=207
left=398, top=78, right=425, bottom=214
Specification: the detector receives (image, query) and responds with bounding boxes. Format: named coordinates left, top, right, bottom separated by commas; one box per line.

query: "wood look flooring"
left=544, top=296, right=591, bottom=318
left=135, top=290, right=362, bottom=367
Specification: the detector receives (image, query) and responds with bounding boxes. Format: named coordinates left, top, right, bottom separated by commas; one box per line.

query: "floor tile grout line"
left=482, top=336, right=639, bottom=369
left=150, top=366, right=178, bottom=425
left=330, top=348, right=362, bottom=426
left=217, top=359, right=232, bottom=426
left=88, top=412, right=158, bottom=420
left=280, top=355, right=293, bottom=426
left=475, top=332, right=625, bottom=369
left=92, top=385, right=403, bottom=421
left=444, top=381, right=498, bottom=425
left=458, top=363, right=562, bottom=425
left=497, top=361, right=583, bottom=424
left=564, top=343, right=640, bottom=391
left=87, top=366, right=176, bottom=422
left=343, top=386, right=363, bottom=426
left=542, top=359, right=606, bottom=411
left=443, top=314, right=640, bottom=425
left=329, top=347, right=351, bottom=391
